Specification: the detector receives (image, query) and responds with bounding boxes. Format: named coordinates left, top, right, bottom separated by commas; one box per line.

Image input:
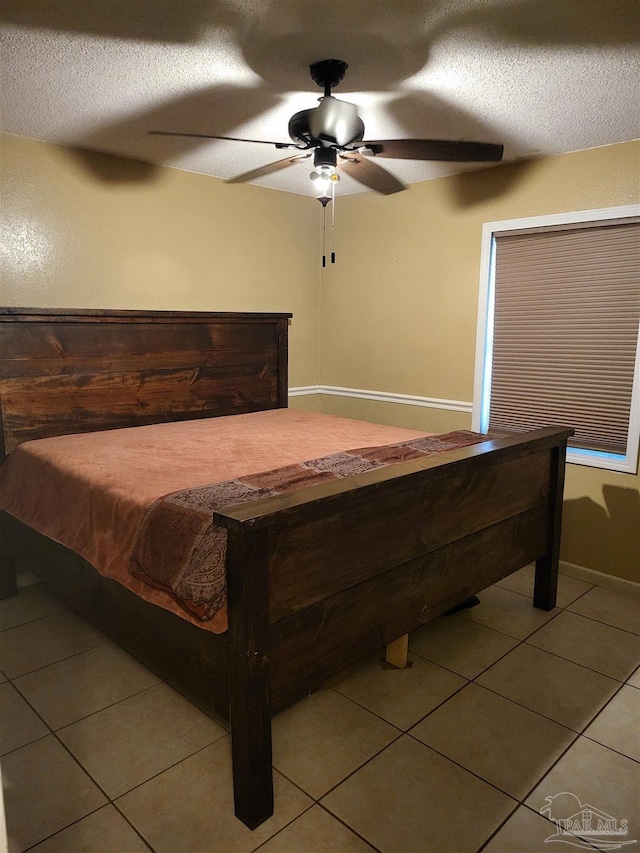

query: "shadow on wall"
left=561, top=485, right=640, bottom=583
left=444, top=157, right=544, bottom=209
left=64, top=147, right=159, bottom=183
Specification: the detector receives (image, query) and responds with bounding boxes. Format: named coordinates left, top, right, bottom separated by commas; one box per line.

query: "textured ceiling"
left=1, top=0, right=639, bottom=197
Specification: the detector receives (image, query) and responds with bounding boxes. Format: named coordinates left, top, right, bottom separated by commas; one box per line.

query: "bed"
left=0, top=307, right=571, bottom=829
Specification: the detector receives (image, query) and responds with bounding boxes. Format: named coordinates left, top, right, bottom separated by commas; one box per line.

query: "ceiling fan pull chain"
left=322, top=202, right=327, bottom=268
left=331, top=180, right=336, bottom=264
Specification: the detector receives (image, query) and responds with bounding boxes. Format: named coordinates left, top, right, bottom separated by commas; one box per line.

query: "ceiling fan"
left=150, top=59, right=504, bottom=201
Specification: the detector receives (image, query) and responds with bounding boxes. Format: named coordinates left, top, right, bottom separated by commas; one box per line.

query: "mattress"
left=0, top=409, right=433, bottom=631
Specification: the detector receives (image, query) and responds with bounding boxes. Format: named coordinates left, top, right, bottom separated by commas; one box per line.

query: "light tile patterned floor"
left=1, top=568, right=638, bottom=853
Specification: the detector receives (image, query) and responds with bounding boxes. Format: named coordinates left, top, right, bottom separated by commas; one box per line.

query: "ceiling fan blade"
left=359, top=139, right=504, bottom=162
left=226, top=153, right=312, bottom=184
left=338, top=156, right=406, bottom=195
left=149, top=130, right=299, bottom=149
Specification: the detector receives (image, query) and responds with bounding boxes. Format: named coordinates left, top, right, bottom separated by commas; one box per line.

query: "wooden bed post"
left=534, top=441, right=568, bottom=611
left=225, top=526, right=274, bottom=829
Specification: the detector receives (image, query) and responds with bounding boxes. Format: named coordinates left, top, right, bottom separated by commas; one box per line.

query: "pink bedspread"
left=0, top=409, right=431, bottom=632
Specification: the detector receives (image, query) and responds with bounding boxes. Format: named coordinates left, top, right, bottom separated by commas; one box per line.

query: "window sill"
left=567, top=446, right=638, bottom=474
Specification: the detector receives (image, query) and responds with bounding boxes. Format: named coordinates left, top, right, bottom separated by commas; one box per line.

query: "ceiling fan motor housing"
left=288, top=109, right=316, bottom=146
left=288, top=100, right=365, bottom=148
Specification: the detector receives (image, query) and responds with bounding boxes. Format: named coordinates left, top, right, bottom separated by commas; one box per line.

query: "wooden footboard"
left=215, top=426, right=571, bottom=827
left=0, top=427, right=571, bottom=831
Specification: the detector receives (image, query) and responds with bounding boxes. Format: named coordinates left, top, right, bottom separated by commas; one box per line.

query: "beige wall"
left=319, top=141, right=640, bottom=582
left=0, top=133, right=320, bottom=386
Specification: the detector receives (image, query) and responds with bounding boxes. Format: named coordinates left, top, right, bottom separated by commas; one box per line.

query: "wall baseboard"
left=288, top=385, right=322, bottom=397
left=560, top=560, right=640, bottom=598
left=289, top=385, right=473, bottom=414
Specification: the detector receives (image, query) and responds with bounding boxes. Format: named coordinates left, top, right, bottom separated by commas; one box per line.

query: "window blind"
left=489, top=221, right=640, bottom=454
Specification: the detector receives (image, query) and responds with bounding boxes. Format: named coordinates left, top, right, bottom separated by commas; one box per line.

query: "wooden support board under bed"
left=0, top=308, right=572, bottom=829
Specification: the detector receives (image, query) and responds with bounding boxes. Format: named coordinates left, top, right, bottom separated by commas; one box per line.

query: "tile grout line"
left=407, top=610, right=566, bottom=732
left=21, top=803, right=115, bottom=853
left=109, top=801, right=161, bottom=852
left=571, top=731, right=640, bottom=765
left=518, top=590, right=638, bottom=682
left=409, top=612, right=542, bottom=681
left=7, top=681, right=226, bottom=851
left=403, top=728, right=542, bottom=804
left=456, top=607, right=562, bottom=641
left=474, top=727, right=637, bottom=850
left=495, top=577, right=594, bottom=605
left=328, top=656, right=470, bottom=732
left=273, top=713, right=541, bottom=849
left=386, top=584, right=637, bottom=839
left=517, top=802, right=610, bottom=852
left=107, top=735, right=226, bottom=803
left=248, top=802, right=318, bottom=853
left=317, top=802, right=383, bottom=853
left=472, top=683, right=634, bottom=851
left=577, top=677, right=640, bottom=764
left=11, top=676, right=163, bottom=734
left=317, top=729, right=524, bottom=853
left=22, top=801, right=155, bottom=853
left=317, top=724, right=528, bottom=843
left=48, top=734, right=227, bottom=850
left=0, top=678, right=56, bottom=759
left=0, top=600, right=69, bottom=634
left=431, top=584, right=632, bottom=731
left=1, top=680, right=124, bottom=850
left=470, top=672, right=633, bottom=853
left=4, top=637, right=112, bottom=682
left=474, top=800, right=522, bottom=853
left=313, top=729, right=406, bottom=804
left=0, top=731, right=51, bottom=761
left=402, top=581, right=598, bottom=721
left=0, top=606, right=68, bottom=633
left=557, top=581, right=640, bottom=637
left=521, top=637, right=636, bottom=685
left=247, top=797, right=383, bottom=853
left=469, top=668, right=620, bottom=738
left=562, top=609, right=640, bottom=638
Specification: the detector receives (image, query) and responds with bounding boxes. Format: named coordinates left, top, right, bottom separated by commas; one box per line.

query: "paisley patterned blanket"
left=129, top=430, right=490, bottom=621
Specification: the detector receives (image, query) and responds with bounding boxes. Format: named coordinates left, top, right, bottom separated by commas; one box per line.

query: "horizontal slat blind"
left=490, top=221, right=640, bottom=454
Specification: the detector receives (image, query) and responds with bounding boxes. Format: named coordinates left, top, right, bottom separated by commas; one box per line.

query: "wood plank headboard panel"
left=0, top=308, right=291, bottom=460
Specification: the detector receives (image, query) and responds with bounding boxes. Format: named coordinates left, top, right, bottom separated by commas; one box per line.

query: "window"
left=473, top=205, right=640, bottom=474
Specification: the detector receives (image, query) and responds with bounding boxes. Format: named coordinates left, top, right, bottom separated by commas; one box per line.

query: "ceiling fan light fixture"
left=310, top=166, right=339, bottom=205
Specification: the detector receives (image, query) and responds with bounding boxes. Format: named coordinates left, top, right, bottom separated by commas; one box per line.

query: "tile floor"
left=1, top=567, right=638, bottom=853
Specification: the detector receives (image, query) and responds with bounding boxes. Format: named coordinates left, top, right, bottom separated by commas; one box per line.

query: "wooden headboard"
left=0, top=308, right=291, bottom=462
